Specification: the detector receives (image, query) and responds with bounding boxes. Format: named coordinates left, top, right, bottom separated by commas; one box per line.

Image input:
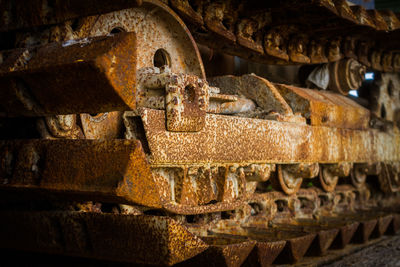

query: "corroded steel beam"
left=141, top=108, right=400, bottom=165
left=0, top=139, right=162, bottom=208
left=0, top=32, right=137, bottom=116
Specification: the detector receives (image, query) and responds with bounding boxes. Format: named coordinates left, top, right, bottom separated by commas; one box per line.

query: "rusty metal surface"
left=1, top=1, right=400, bottom=266
left=243, top=240, right=286, bottom=266
left=85, top=0, right=205, bottom=79
left=353, top=218, right=378, bottom=243
left=3, top=0, right=400, bottom=73
left=208, top=74, right=293, bottom=117
left=368, top=73, right=400, bottom=127
left=3, top=220, right=400, bottom=267
left=0, top=32, right=137, bottom=116
left=181, top=236, right=256, bottom=267
left=80, top=112, right=124, bottom=139
left=275, top=233, right=317, bottom=263
left=275, top=83, right=370, bottom=130
left=328, top=58, right=366, bottom=95
left=309, top=228, right=340, bottom=255
left=0, top=139, right=249, bottom=215
left=141, top=108, right=400, bottom=165
left=165, top=73, right=208, bottom=132
left=330, top=221, right=360, bottom=249
left=0, top=187, right=399, bottom=265
left=0, top=139, right=162, bottom=208
left=0, top=211, right=208, bottom=266
left=0, top=0, right=143, bottom=32
left=374, top=214, right=393, bottom=238
left=160, top=0, right=400, bottom=72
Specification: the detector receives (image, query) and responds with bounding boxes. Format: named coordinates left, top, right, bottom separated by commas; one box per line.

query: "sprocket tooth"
left=352, top=218, right=378, bottom=244
left=243, top=240, right=286, bottom=267
left=181, top=237, right=256, bottom=267
left=331, top=222, right=360, bottom=249
left=307, top=228, right=340, bottom=256
left=274, top=233, right=316, bottom=264
left=372, top=214, right=394, bottom=238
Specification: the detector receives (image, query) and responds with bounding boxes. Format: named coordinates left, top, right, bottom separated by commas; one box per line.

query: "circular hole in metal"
left=153, top=48, right=171, bottom=68
left=110, top=27, right=125, bottom=34
left=275, top=200, right=287, bottom=212
left=381, top=105, right=386, bottom=119
left=184, top=84, right=196, bottom=103
left=319, top=195, right=329, bottom=207
left=388, top=80, right=394, bottom=97
left=87, top=113, right=109, bottom=123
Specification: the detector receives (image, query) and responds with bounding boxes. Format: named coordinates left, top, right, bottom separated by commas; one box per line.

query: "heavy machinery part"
left=66, top=1, right=207, bottom=135
left=328, top=58, right=366, bottom=95
left=140, top=108, right=399, bottom=165
left=270, top=165, right=303, bottom=195
left=137, top=67, right=210, bottom=132
left=3, top=1, right=400, bottom=73
left=379, top=163, right=400, bottom=193
left=0, top=139, right=249, bottom=214
left=274, top=83, right=370, bottom=129
left=0, top=33, right=137, bottom=116
left=350, top=164, right=369, bottom=189
left=319, top=166, right=339, bottom=192
left=0, top=0, right=391, bottom=75
left=80, top=112, right=124, bottom=139
left=0, top=139, right=163, bottom=208
left=369, top=73, right=400, bottom=127
left=208, top=74, right=293, bottom=117
left=270, top=163, right=319, bottom=195
left=0, top=70, right=399, bottom=214
left=0, top=209, right=399, bottom=266
left=319, top=163, right=352, bottom=192
left=0, top=0, right=143, bottom=32
left=209, top=74, right=370, bottom=129
left=165, top=0, right=400, bottom=72
left=1, top=114, right=399, bottom=210
left=83, top=0, right=204, bottom=78
left=0, top=211, right=208, bottom=266
left=165, top=73, right=207, bottom=131
left=1, top=1, right=400, bottom=265
left=38, top=115, right=84, bottom=139
left=1, top=0, right=208, bottom=135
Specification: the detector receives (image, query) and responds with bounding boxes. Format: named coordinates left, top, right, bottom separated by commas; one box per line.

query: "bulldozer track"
left=1, top=0, right=400, bottom=266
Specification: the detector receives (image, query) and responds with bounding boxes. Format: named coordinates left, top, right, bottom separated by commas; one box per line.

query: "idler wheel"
left=271, top=165, right=302, bottom=195
left=328, top=58, right=366, bottom=95
left=318, top=166, right=338, bottom=192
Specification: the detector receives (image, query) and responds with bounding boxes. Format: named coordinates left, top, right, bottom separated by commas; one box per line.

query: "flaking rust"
left=1, top=0, right=400, bottom=266
left=141, top=108, right=399, bottom=165
left=0, top=32, right=137, bottom=116
left=0, top=0, right=143, bottom=32
left=0, top=211, right=208, bottom=266
left=0, top=139, right=162, bottom=208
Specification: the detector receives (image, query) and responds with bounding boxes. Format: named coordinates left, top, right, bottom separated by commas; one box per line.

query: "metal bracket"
left=165, top=73, right=208, bottom=132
